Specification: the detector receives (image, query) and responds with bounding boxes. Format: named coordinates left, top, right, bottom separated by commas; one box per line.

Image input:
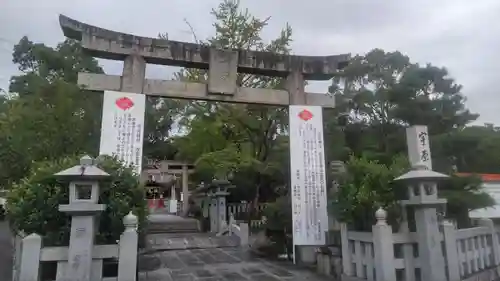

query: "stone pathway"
left=138, top=246, right=330, bottom=281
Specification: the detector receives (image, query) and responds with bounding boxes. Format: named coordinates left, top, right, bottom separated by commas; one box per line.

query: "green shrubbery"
left=329, top=155, right=409, bottom=231
left=261, top=189, right=293, bottom=258
left=6, top=155, right=147, bottom=246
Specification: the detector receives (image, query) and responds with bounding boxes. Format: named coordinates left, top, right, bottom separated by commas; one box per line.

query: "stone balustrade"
left=16, top=212, right=138, bottom=281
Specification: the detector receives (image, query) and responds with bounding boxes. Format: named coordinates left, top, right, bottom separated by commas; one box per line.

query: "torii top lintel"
left=59, top=15, right=349, bottom=80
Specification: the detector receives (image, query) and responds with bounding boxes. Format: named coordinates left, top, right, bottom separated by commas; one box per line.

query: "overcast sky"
left=1, top=0, right=500, bottom=125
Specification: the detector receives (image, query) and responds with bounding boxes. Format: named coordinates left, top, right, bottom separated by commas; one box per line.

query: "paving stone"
left=209, top=249, right=240, bottom=263
left=162, top=256, right=186, bottom=270
left=142, top=232, right=334, bottom=281
left=139, top=276, right=166, bottom=281
left=220, top=271, right=249, bottom=280
left=178, top=255, right=205, bottom=266
left=138, top=271, right=173, bottom=281
left=197, top=253, right=218, bottom=264
left=194, top=269, right=215, bottom=278
left=241, top=266, right=265, bottom=275
left=170, top=268, right=193, bottom=277
left=170, top=275, right=196, bottom=281
left=249, top=274, right=281, bottom=281
left=198, top=277, right=225, bottom=281
left=266, top=266, right=294, bottom=277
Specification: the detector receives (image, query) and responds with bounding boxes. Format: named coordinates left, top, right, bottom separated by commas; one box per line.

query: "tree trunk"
left=455, top=207, right=472, bottom=229
left=249, top=183, right=261, bottom=225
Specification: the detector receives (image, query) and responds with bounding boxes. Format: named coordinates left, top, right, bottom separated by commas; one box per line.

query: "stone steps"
left=147, top=223, right=199, bottom=234
left=146, top=232, right=241, bottom=251
left=146, top=213, right=200, bottom=234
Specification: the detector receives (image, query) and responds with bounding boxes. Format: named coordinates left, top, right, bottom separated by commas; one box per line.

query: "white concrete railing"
left=250, top=218, right=266, bottom=229
left=151, top=201, right=269, bottom=218
left=455, top=226, right=493, bottom=275
left=341, top=223, right=413, bottom=281
left=343, top=230, right=377, bottom=279
left=227, top=202, right=269, bottom=216
left=16, top=212, right=138, bottom=281
left=342, top=225, right=442, bottom=281
left=227, top=203, right=268, bottom=231
left=340, top=217, right=500, bottom=281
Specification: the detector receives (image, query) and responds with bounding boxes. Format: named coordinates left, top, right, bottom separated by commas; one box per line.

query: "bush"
left=6, top=155, right=147, bottom=246
left=261, top=194, right=293, bottom=258
left=263, top=195, right=292, bottom=233
left=329, top=155, right=408, bottom=231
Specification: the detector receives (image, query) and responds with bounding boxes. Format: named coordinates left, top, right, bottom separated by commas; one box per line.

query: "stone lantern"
left=394, top=162, right=448, bottom=281
left=195, top=181, right=209, bottom=218
left=54, top=155, right=109, bottom=281
left=208, top=177, right=235, bottom=233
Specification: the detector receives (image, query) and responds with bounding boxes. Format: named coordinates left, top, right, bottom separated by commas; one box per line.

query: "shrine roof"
left=59, top=15, right=350, bottom=80
left=144, top=180, right=175, bottom=188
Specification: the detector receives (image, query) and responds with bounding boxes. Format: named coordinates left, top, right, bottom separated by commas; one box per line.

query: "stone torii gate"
left=58, top=15, right=349, bottom=219
left=59, top=15, right=349, bottom=107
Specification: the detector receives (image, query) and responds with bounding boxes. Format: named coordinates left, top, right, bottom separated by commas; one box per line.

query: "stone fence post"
left=18, top=233, right=42, bottom=281
left=441, top=220, right=460, bottom=281
left=372, top=208, right=396, bottom=281
left=478, top=218, right=500, bottom=265
left=340, top=223, right=352, bottom=276
left=12, top=231, right=26, bottom=281
left=228, top=214, right=249, bottom=247
left=118, top=212, right=138, bottom=281
left=238, top=223, right=249, bottom=247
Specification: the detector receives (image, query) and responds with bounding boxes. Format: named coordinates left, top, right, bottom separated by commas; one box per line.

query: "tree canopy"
left=1, top=0, right=497, bottom=231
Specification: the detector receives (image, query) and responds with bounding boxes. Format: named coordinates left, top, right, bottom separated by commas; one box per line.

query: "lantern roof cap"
left=394, top=162, right=449, bottom=182
left=54, top=155, right=110, bottom=181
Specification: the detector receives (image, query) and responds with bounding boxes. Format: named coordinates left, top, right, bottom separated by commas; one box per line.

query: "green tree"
left=441, top=175, right=495, bottom=228
left=325, top=49, right=493, bottom=227
left=1, top=37, right=182, bottom=188
left=171, top=0, right=292, bottom=207
left=0, top=37, right=104, bottom=187
left=143, top=97, right=183, bottom=161
left=329, top=49, right=479, bottom=165
left=433, top=125, right=500, bottom=173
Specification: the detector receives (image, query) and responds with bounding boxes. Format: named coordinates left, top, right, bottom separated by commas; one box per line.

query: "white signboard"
left=289, top=105, right=329, bottom=245
left=406, top=125, right=432, bottom=169
left=99, top=91, right=146, bottom=174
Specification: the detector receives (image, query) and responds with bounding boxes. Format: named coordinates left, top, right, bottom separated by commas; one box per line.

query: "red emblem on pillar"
left=298, top=109, right=313, bottom=121
left=115, top=97, right=135, bottom=111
